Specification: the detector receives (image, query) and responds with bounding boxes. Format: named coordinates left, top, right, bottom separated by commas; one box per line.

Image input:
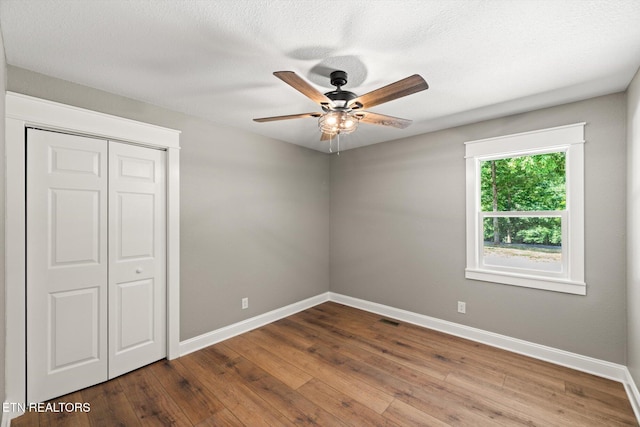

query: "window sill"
left=465, top=268, right=586, bottom=295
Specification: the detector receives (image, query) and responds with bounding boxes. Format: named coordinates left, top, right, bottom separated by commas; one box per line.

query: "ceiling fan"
left=254, top=70, right=429, bottom=141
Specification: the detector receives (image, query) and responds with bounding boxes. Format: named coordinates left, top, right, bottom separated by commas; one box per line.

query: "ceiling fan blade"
left=274, top=71, right=334, bottom=106
left=356, top=111, right=413, bottom=129
left=253, top=112, right=322, bottom=122
left=350, top=74, right=428, bottom=109
left=320, top=132, right=333, bottom=141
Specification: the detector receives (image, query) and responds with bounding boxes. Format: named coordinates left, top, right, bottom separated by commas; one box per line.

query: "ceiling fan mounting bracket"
left=329, top=70, right=348, bottom=88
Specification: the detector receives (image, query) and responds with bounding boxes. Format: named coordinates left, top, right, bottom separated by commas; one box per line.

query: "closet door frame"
left=5, top=92, right=181, bottom=413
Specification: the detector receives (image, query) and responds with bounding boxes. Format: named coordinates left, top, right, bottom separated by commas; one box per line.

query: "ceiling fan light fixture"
left=318, top=111, right=359, bottom=135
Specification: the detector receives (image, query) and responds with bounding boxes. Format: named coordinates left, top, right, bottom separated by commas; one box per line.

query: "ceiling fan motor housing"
left=324, top=70, right=358, bottom=109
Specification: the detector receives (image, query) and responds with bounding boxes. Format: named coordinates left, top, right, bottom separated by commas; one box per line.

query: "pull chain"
left=327, top=133, right=341, bottom=155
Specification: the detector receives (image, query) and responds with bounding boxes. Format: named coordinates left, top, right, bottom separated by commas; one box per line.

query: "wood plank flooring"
left=12, top=302, right=638, bottom=426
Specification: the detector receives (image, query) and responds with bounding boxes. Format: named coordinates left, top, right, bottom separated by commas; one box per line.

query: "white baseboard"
left=328, top=292, right=629, bottom=383
left=176, top=291, right=638, bottom=424
left=1, top=402, right=23, bottom=427
left=178, top=292, right=330, bottom=356
left=179, top=290, right=628, bottom=382
left=624, top=368, right=640, bottom=422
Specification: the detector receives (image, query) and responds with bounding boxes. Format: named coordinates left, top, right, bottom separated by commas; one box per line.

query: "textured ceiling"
left=1, top=0, right=640, bottom=152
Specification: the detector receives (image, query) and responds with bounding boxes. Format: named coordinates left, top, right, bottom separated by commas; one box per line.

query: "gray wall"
left=5, top=65, right=631, bottom=366
left=7, top=66, right=330, bottom=340
left=331, top=93, right=628, bottom=363
left=0, top=23, right=6, bottom=404
left=628, top=67, right=640, bottom=382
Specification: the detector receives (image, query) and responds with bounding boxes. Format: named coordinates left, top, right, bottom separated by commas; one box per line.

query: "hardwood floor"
left=12, top=302, right=638, bottom=426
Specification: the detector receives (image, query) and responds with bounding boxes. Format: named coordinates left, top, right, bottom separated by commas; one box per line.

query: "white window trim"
left=465, top=123, right=586, bottom=295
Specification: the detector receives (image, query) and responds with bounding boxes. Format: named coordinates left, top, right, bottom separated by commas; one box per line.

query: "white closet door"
left=108, top=142, right=166, bottom=377
left=27, top=129, right=108, bottom=403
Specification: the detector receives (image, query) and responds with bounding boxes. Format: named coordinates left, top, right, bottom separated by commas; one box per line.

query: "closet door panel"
left=118, top=192, right=155, bottom=258
left=27, top=129, right=108, bottom=403
left=50, top=287, right=101, bottom=367
left=51, top=188, right=101, bottom=265
left=117, top=279, right=154, bottom=350
left=109, top=142, right=166, bottom=378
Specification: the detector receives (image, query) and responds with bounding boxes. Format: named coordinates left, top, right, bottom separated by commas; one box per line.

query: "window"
left=465, top=123, right=585, bottom=295
left=480, top=152, right=566, bottom=276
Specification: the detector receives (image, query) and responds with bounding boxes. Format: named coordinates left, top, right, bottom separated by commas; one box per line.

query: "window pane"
left=483, top=217, right=562, bottom=273
left=480, top=152, right=565, bottom=211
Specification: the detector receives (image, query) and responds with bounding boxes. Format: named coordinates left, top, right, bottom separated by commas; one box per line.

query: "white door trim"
left=4, top=92, right=181, bottom=409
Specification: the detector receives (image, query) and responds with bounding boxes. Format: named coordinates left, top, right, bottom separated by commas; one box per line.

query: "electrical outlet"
left=242, top=297, right=249, bottom=310
left=457, top=301, right=466, bottom=314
